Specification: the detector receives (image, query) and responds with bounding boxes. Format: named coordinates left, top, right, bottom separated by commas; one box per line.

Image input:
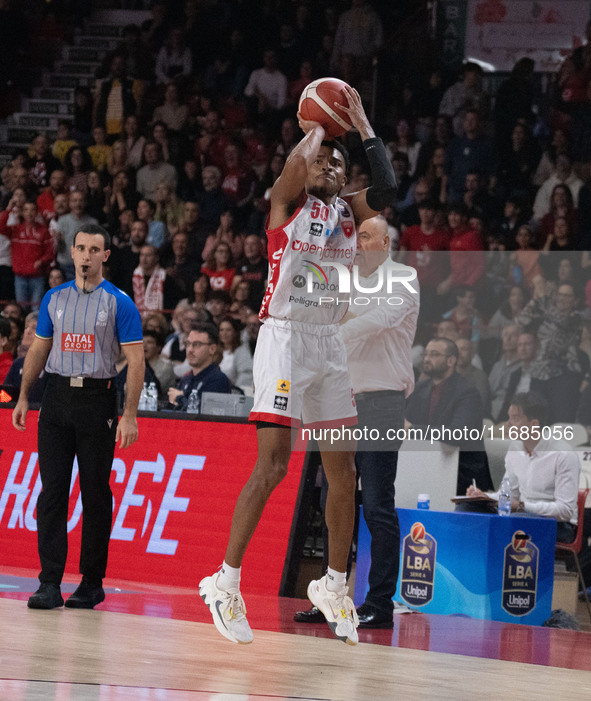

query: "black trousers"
left=320, top=390, right=405, bottom=612
left=36, top=375, right=118, bottom=584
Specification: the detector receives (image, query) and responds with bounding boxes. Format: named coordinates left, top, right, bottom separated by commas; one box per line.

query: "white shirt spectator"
left=330, top=0, right=383, bottom=72
left=341, top=259, right=419, bottom=396
left=220, top=344, right=254, bottom=392
left=497, top=438, right=580, bottom=524
left=532, top=171, right=583, bottom=222
left=155, top=46, right=192, bottom=86
left=136, top=162, right=178, bottom=201
left=244, top=68, right=287, bottom=111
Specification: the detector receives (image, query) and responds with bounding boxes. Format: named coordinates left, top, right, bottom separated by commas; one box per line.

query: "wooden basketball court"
left=1, top=569, right=591, bottom=700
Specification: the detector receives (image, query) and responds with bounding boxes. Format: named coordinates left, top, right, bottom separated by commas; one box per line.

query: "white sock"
left=217, top=561, right=241, bottom=592
left=325, top=567, right=347, bottom=593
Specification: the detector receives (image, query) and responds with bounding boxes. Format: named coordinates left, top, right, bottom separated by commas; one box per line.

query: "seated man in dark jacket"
left=406, top=336, right=493, bottom=494
left=167, top=322, right=231, bottom=411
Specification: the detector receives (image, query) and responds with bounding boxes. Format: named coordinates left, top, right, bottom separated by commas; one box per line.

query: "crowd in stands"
left=1, top=1, right=591, bottom=428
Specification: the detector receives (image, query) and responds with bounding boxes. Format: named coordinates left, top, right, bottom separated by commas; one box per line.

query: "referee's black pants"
left=36, top=376, right=118, bottom=585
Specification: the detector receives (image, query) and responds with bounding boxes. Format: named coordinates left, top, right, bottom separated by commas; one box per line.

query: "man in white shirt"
left=467, top=391, right=580, bottom=542
left=244, top=49, right=287, bottom=129
left=330, top=0, right=384, bottom=78
left=342, top=216, right=419, bottom=626
left=295, top=216, right=419, bottom=628
left=439, top=62, right=491, bottom=137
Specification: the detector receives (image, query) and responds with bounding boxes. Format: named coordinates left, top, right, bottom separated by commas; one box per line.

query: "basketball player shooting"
left=199, top=83, right=397, bottom=645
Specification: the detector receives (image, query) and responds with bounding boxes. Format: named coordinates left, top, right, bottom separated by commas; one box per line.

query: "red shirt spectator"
left=0, top=205, right=53, bottom=277
left=0, top=317, right=12, bottom=383
left=201, top=266, right=235, bottom=291
left=194, top=110, right=232, bottom=170
left=36, top=168, right=66, bottom=224
left=201, top=241, right=236, bottom=291
left=448, top=227, right=485, bottom=288
left=399, top=202, right=450, bottom=288
left=221, top=142, right=257, bottom=211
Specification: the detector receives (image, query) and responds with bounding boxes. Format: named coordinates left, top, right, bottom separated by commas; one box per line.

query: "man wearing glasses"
left=167, top=322, right=231, bottom=411
left=405, top=336, right=493, bottom=494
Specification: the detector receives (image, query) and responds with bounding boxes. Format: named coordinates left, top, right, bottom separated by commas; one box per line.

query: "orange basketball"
left=298, top=77, right=354, bottom=138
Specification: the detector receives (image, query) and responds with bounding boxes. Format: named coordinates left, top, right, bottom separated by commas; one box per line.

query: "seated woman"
left=542, top=216, right=577, bottom=254
left=105, top=169, right=141, bottom=231
left=539, top=183, right=578, bottom=246
left=201, top=209, right=244, bottom=263
left=154, top=181, right=184, bottom=231
left=229, top=279, right=254, bottom=323
left=183, top=272, right=211, bottom=311
left=201, top=241, right=236, bottom=292
left=106, top=139, right=133, bottom=180
left=64, top=145, right=93, bottom=194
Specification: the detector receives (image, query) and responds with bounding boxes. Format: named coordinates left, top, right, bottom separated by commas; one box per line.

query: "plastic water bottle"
left=138, top=382, right=148, bottom=411
left=147, top=382, right=158, bottom=411
left=186, top=389, right=200, bottom=414
left=497, top=477, right=512, bottom=516
left=417, top=493, right=430, bottom=510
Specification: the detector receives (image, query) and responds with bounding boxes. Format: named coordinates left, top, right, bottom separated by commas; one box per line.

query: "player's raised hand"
left=334, top=86, right=374, bottom=139
left=296, top=111, right=324, bottom=136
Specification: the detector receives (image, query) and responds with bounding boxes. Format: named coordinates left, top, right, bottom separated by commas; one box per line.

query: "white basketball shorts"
left=250, top=317, right=357, bottom=428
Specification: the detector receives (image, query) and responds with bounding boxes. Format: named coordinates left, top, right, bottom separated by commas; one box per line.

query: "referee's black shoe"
left=27, top=583, right=64, bottom=609
left=65, top=578, right=105, bottom=609
left=293, top=605, right=325, bottom=623
left=356, top=602, right=394, bottom=629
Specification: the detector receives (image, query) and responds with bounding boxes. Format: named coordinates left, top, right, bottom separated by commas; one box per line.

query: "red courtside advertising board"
left=0, top=411, right=306, bottom=594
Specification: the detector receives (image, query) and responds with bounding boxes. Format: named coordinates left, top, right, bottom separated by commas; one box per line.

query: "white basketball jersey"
left=260, top=193, right=356, bottom=325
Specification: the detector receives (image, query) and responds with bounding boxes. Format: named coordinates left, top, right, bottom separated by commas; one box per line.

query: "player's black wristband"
left=363, top=137, right=397, bottom=211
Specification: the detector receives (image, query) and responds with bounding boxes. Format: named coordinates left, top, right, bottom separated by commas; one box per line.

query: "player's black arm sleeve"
left=363, top=137, right=397, bottom=211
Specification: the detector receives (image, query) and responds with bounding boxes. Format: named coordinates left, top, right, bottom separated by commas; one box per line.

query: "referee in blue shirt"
left=12, top=224, right=145, bottom=610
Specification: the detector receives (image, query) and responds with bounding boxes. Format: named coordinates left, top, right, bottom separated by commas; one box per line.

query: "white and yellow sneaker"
left=307, top=575, right=359, bottom=645
left=199, top=573, right=254, bottom=644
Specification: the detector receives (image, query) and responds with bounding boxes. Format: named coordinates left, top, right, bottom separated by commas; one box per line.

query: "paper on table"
left=451, top=494, right=498, bottom=503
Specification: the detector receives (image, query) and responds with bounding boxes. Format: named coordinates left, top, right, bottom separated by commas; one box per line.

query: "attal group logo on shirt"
left=62, top=333, right=95, bottom=353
